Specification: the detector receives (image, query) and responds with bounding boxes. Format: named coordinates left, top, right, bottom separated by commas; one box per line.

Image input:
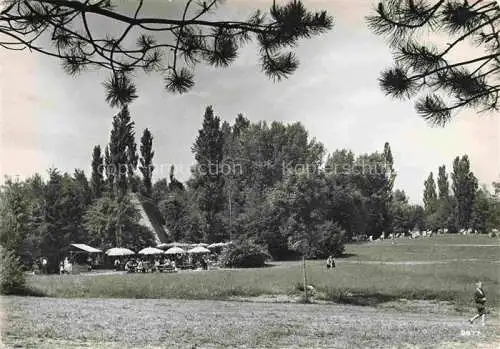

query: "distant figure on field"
left=64, top=257, right=72, bottom=274
left=87, top=256, right=93, bottom=272
left=41, top=257, right=48, bottom=274
left=469, top=281, right=487, bottom=325
left=59, top=261, right=64, bottom=274
left=326, top=256, right=335, bottom=270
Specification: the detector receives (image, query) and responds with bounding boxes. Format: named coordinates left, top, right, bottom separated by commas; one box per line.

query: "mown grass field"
left=2, top=296, right=500, bottom=349
left=25, top=234, right=500, bottom=312
left=2, top=234, right=500, bottom=349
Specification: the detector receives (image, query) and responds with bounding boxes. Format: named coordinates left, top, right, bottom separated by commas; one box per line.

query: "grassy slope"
left=25, top=235, right=500, bottom=312
left=134, top=194, right=170, bottom=243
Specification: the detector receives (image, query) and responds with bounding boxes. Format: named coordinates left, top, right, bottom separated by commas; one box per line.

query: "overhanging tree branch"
left=0, top=0, right=333, bottom=107
left=368, top=0, right=500, bottom=126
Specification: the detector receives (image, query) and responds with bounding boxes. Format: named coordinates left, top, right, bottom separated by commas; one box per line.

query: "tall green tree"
left=233, top=114, right=251, bottom=139
left=159, top=190, right=190, bottom=242
left=139, top=128, right=155, bottom=196
left=437, top=165, right=450, bottom=200
left=152, top=178, right=169, bottom=204
left=270, top=171, right=345, bottom=301
left=84, top=195, right=155, bottom=250
left=191, top=106, right=226, bottom=242
left=90, top=145, right=105, bottom=200
left=74, top=169, right=92, bottom=207
left=127, top=131, right=139, bottom=193
left=471, top=186, right=496, bottom=233
left=382, top=142, right=396, bottom=234
left=108, top=106, right=136, bottom=199
left=452, top=155, right=478, bottom=230
left=431, top=165, right=455, bottom=232
left=391, top=189, right=411, bottom=235
left=269, top=172, right=345, bottom=259
left=351, top=145, right=394, bottom=238
left=0, top=178, right=31, bottom=262
left=423, top=172, right=438, bottom=214
left=493, top=182, right=500, bottom=198
left=40, top=169, right=90, bottom=268
left=169, top=165, right=185, bottom=192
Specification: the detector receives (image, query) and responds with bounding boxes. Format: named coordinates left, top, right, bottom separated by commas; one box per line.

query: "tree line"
left=1, top=105, right=499, bottom=270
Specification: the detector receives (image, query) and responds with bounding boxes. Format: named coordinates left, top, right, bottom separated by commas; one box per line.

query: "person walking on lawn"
left=469, top=281, right=487, bottom=325
left=326, top=256, right=335, bottom=270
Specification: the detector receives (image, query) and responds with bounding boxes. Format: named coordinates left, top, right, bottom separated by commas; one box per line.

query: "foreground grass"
left=27, top=260, right=499, bottom=311
left=25, top=235, right=500, bottom=312
left=2, top=296, right=500, bottom=349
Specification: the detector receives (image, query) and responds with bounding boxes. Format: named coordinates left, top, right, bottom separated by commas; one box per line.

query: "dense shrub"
left=219, top=240, right=271, bottom=268
left=304, top=222, right=345, bottom=259
left=317, top=223, right=345, bottom=258
left=0, top=246, right=26, bottom=294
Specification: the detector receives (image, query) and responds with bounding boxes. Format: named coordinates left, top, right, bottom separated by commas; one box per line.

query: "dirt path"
left=1, top=296, right=499, bottom=349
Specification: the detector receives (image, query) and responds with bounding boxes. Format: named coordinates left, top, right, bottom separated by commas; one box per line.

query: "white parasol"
left=188, top=246, right=211, bottom=254
left=165, top=246, right=186, bottom=255
left=105, top=247, right=135, bottom=256
left=138, top=247, right=164, bottom=255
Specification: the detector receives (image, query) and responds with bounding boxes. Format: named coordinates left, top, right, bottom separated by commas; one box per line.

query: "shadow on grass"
left=20, top=286, right=46, bottom=297
left=338, top=253, right=358, bottom=259
left=332, top=292, right=399, bottom=306
left=263, top=263, right=278, bottom=268
left=324, top=289, right=459, bottom=307
left=2, top=286, right=46, bottom=297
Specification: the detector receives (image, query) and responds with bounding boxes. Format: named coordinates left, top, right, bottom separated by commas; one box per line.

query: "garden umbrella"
left=188, top=246, right=210, bottom=254
left=105, top=247, right=135, bottom=256
left=138, top=247, right=164, bottom=255
left=165, top=247, right=186, bottom=255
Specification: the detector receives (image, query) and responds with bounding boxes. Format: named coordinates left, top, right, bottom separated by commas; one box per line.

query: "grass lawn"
left=2, top=296, right=500, bottom=349
left=3, top=234, right=500, bottom=349
left=25, top=235, right=500, bottom=312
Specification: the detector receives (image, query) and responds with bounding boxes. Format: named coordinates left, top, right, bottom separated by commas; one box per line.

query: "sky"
left=0, top=0, right=498, bottom=204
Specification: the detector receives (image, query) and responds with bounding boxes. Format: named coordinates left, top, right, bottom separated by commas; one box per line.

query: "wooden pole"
left=303, top=254, right=308, bottom=302
left=229, top=189, right=232, bottom=242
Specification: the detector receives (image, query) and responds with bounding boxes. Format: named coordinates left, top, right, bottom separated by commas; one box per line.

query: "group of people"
left=58, top=256, right=94, bottom=274
left=113, top=254, right=212, bottom=272
left=114, top=257, right=177, bottom=273
left=326, top=255, right=336, bottom=270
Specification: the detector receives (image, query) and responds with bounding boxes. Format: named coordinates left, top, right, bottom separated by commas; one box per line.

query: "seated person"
left=114, top=259, right=121, bottom=271
left=124, top=259, right=135, bottom=272
left=137, top=260, right=144, bottom=272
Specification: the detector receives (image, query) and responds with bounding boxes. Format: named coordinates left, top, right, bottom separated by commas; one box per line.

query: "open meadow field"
left=2, top=234, right=499, bottom=348
left=23, top=235, right=500, bottom=311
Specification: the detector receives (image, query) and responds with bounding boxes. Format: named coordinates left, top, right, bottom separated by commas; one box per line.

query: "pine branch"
left=369, top=0, right=500, bottom=125
left=0, top=0, right=333, bottom=106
